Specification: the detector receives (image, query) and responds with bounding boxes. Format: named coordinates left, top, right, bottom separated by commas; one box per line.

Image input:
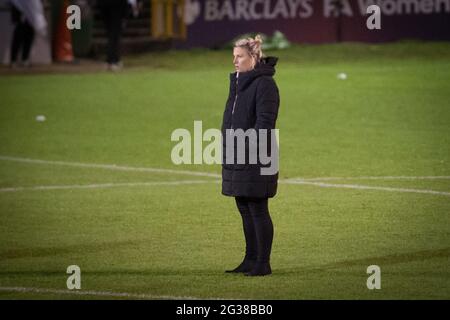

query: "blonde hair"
left=234, top=34, right=264, bottom=61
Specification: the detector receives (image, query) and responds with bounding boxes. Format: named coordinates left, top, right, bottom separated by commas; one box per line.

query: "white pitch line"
left=1, top=155, right=449, bottom=182
left=0, top=155, right=221, bottom=178
left=0, top=286, right=224, bottom=300
left=283, top=179, right=450, bottom=196
left=1, top=155, right=449, bottom=196
left=0, top=180, right=221, bottom=193
left=291, top=176, right=450, bottom=181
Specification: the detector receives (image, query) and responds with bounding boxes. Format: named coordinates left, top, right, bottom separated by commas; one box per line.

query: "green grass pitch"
left=0, top=41, right=449, bottom=299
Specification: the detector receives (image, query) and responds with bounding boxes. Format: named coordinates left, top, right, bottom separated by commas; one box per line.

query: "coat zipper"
left=229, top=75, right=238, bottom=175
left=231, top=75, right=239, bottom=129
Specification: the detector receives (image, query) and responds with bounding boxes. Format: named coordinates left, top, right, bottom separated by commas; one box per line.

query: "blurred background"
left=0, top=0, right=449, bottom=66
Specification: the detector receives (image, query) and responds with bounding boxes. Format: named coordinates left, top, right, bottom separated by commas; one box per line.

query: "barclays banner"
left=182, top=0, right=450, bottom=47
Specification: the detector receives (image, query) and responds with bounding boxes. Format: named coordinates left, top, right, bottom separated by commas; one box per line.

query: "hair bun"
left=250, top=35, right=263, bottom=59
left=234, top=34, right=264, bottom=60
left=254, top=34, right=263, bottom=45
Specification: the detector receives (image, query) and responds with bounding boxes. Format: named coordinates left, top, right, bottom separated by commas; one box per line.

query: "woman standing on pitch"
left=221, top=35, right=280, bottom=276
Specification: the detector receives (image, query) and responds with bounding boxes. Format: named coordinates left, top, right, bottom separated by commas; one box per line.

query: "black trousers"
left=235, top=196, right=274, bottom=263
left=10, top=5, right=35, bottom=63
left=98, top=0, right=127, bottom=64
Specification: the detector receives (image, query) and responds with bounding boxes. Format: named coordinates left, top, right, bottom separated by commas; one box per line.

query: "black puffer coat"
left=221, top=56, right=280, bottom=198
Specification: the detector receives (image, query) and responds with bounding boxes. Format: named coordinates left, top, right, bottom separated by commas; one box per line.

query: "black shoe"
left=225, top=258, right=256, bottom=273
left=244, top=262, right=272, bottom=276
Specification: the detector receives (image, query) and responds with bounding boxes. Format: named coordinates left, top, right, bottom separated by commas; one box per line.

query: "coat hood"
left=230, top=56, right=278, bottom=91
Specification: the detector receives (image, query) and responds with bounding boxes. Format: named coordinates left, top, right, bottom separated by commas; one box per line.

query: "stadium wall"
left=180, top=0, right=450, bottom=48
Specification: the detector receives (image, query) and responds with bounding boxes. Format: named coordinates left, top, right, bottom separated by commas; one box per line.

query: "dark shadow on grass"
left=1, top=247, right=448, bottom=278
left=324, top=247, right=450, bottom=268
left=0, top=269, right=222, bottom=277
left=275, top=247, right=450, bottom=275
left=0, top=240, right=143, bottom=261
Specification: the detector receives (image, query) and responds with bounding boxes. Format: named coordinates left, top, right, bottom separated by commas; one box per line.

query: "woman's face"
left=233, top=47, right=255, bottom=73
